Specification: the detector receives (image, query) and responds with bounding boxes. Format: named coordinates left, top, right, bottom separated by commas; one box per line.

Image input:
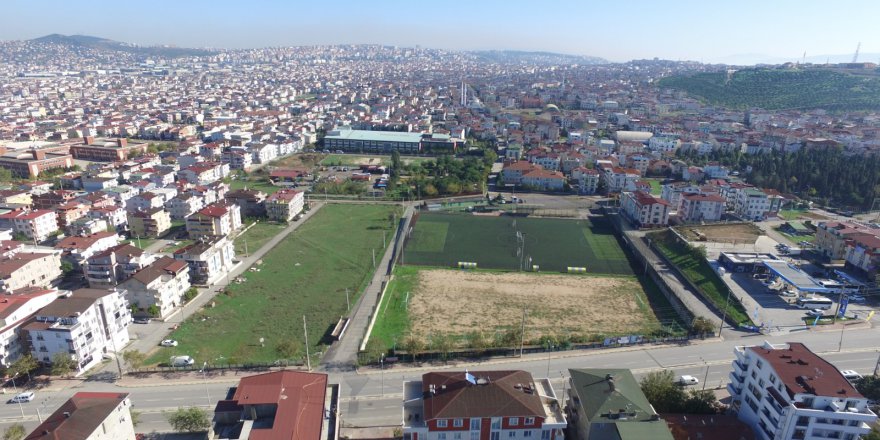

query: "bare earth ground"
left=677, top=223, right=762, bottom=244
left=409, top=270, right=652, bottom=342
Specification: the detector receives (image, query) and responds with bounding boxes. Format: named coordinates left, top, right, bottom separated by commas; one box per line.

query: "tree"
left=0, top=168, right=14, bottom=184
left=2, top=424, right=25, bottom=440
left=401, top=333, right=425, bottom=363
left=184, top=287, right=199, bottom=302
left=60, top=260, right=75, bottom=275
left=8, top=354, right=38, bottom=382
left=639, top=370, right=686, bottom=413
left=122, top=350, right=146, bottom=371
left=130, top=410, right=142, bottom=427
left=51, top=352, right=77, bottom=378
left=429, top=332, right=455, bottom=363
left=466, top=330, right=490, bottom=354
left=362, top=338, right=387, bottom=366
left=147, top=304, right=161, bottom=317
left=691, top=317, right=716, bottom=336
left=166, top=407, right=210, bottom=433
left=275, top=340, right=299, bottom=359
left=682, top=389, right=719, bottom=414
left=854, top=376, right=880, bottom=402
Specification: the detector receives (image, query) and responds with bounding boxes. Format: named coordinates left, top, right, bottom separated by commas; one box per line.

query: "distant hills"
left=469, top=50, right=607, bottom=65
left=657, top=67, right=880, bottom=111
left=30, top=34, right=218, bottom=58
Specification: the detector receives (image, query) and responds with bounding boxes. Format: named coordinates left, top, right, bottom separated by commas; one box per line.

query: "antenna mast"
left=852, top=42, right=861, bottom=63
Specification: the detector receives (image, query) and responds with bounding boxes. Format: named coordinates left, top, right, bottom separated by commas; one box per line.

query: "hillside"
left=30, top=34, right=217, bottom=58
left=657, top=68, right=880, bottom=111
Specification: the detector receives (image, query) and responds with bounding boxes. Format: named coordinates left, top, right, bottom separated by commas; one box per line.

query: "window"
left=524, top=417, right=535, bottom=426
left=524, top=431, right=533, bottom=438
left=454, top=419, right=464, bottom=428
left=508, top=433, right=516, bottom=439
left=470, top=419, right=481, bottom=431
left=491, top=433, right=500, bottom=440
left=439, top=434, right=447, bottom=440
left=756, top=359, right=763, bottom=369
left=471, top=433, right=480, bottom=440
left=541, top=431, right=551, bottom=440
left=491, top=418, right=501, bottom=430
left=454, top=434, right=462, bottom=440
left=510, top=418, right=519, bottom=426
left=769, top=375, right=777, bottom=384
left=438, top=420, right=448, bottom=428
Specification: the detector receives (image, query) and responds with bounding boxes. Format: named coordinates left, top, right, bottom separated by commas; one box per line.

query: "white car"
left=160, top=339, right=178, bottom=347
left=678, top=375, right=699, bottom=386
left=848, top=295, right=866, bottom=302
left=8, top=392, right=34, bottom=404
left=840, top=370, right=862, bottom=382
left=806, top=309, right=825, bottom=317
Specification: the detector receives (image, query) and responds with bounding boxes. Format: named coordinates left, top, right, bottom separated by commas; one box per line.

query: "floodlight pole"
left=519, top=308, right=527, bottom=357
left=303, top=315, right=311, bottom=371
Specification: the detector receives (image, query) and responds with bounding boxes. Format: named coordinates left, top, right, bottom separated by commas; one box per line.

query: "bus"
left=797, top=297, right=833, bottom=310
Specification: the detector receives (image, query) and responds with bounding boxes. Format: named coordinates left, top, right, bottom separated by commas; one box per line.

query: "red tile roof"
left=421, top=370, right=545, bottom=420
left=227, top=371, right=328, bottom=440
left=25, top=392, right=129, bottom=440
left=751, top=342, right=861, bottom=400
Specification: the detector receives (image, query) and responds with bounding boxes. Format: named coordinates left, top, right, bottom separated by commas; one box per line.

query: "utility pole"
left=345, top=288, right=350, bottom=312
left=874, top=351, right=880, bottom=377
left=372, top=248, right=376, bottom=268
left=519, top=308, right=527, bottom=357
left=303, top=315, right=311, bottom=371
left=701, top=358, right=710, bottom=391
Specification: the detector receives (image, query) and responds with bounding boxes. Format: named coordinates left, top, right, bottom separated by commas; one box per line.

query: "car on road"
left=678, top=375, right=699, bottom=386
left=848, top=295, right=866, bottom=302
left=8, top=392, right=34, bottom=404
left=840, top=370, right=862, bottom=382
left=160, top=339, right=178, bottom=347
left=806, top=309, right=825, bottom=317
left=133, top=317, right=151, bottom=324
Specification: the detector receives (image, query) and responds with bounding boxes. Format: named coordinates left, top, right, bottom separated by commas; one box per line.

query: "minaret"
left=460, top=81, right=467, bottom=106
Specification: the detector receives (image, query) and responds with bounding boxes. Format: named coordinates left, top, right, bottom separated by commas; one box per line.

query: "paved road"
left=321, top=204, right=412, bottom=371
left=2, top=324, right=877, bottom=432
left=101, top=203, right=326, bottom=374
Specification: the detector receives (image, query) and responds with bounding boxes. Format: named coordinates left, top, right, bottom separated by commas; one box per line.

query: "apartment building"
left=403, top=370, right=566, bottom=440
left=84, top=243, right=157, bottom=289
left=125, top=191, right=165, bottom=212
left=815, top=222, right=875, bottom=260
left=168, top=193, right=205, bottom=220
left=127, top=208, right=171, bottom=238
left=266, top=189, right=305, bottom=222
left=0, top=147, right=74, bottom=178
left=24, top=288, right=131, bottom=375
left=224, top=189, right=267, bottom=218
left=210, top=371, right=336, bottom=440
left=173, top=236, right=236, bottom=285
left=571, top=168, right=600, bottom=195
left=602, top=167, right=641, bottom=193
left=186, top=202, right=242, bottom=239
left=842, top=234, right=880, bottom=280
left=678, top=193, right=726, bottom=223
left=69, top=137, right=149, bottom=161
left=621, top=191, right=670, bottom=228
left=25, top=392, right=136, bottom=440
left=567, top=368, right=674, bottom=440
left=0, top=288, right=58, bottom=367
left=119, top=257, right=190, bottom=319
left=729, top=342, right=877, bottom=440
left=0, top=252, right=63, bottom=293
left=736, top=188, right=772, bottom=221
left=521, top=169, right=565, bottom=191
left=54, top=231, right=120, bottom=268
left=0, top=209, right=59, bottom=243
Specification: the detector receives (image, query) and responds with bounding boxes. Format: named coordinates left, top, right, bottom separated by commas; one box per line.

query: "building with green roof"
left=324, top=128, right=463, bottom=155
left=567, top=368, right=674, bottom=440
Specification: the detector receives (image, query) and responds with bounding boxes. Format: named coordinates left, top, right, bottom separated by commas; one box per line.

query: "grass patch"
left=645, top=178, right=664, bottom=196
left=161, top=240, right=195, bottom=253
left=320, top=153, right=435, bottom=167
left=124, top=238, right=158, bottom=250
left=234, top=222, right=287, bottom=256
left=774, top=226, right=815, bottom=244
left=406, top=221, right=448, bottom=253
left=146, top=204, right=399, bottom=366
left=369, top=265, right=421, bottom=350
left=649, top=230, right=752, bottom=325
left=229, top=179, right=282, bottom=194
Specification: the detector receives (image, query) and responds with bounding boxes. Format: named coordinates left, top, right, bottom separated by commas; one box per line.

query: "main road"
left=1, top=324, right=877, bottom=432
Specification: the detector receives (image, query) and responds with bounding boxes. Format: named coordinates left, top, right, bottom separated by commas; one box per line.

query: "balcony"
left=728, top=382, right=743, bottom=396
left=733, top=359, right=748, bottom=374
left=730, top=371, right=745, bottom=384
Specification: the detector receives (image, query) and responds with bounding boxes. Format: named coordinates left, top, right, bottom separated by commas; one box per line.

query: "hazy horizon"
left=2, top=0, right=877, bottom=65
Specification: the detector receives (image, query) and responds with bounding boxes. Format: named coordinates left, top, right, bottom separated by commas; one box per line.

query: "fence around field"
left=126, top=359, right=306, bottom=375
left=356, top=333, right=712, bottom=366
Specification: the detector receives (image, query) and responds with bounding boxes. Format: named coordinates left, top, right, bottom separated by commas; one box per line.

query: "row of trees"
left=387, top=147, right=496, bottom=198
left=677, top=146, right=880, bottom=210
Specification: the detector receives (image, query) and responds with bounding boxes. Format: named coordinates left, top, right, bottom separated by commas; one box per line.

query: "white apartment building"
left=730, top=342, right=876, bottom=440
left=27, top=392, right=136, bottom=440
left=0, top=209, right=59, bottom=242
left=173, top=236, right=236, bottom=285
left=736, top=188, right=772, bottom=221
left=0, top=288, right=58, bottom=367
left=266, top=189, right=305, bottom=222
left=119, top=257, right=191, bottom=319
left=648, top=134, right=681, bottom=153
left=602, top=167, right=641, bottom=193
left=621, top=191, right=670, bottom=228
left=24, top=288, right=131, bottom=375
left=679, top=193, right=726, bottom=223
left=0, top=252, right=63, bottom=293
left=168, top=193, right=206, bottom=220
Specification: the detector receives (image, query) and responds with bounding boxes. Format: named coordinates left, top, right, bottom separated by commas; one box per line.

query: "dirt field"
left=677, top=223, right=763, bottom=244
left=408, top=270, right=657, bottom=342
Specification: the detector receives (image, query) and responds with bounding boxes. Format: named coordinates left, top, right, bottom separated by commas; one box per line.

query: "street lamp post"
left=200, top=362, right=212, bottom=407
left=380, top=354, right=385, bottom=397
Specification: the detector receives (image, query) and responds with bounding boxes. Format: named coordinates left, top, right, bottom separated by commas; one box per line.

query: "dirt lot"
left=408, top=270, right=655, bottom=342
left=677, top=223, right=763, bottom=244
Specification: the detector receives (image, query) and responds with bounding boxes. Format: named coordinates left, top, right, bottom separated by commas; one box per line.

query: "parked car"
left=840, top=370, right=863, bottom=382
left=8, top=392, right=34, bottom=404
left=806, top=309, right=825, bottom=317
left=848, top=295, right=866, bottom=302
left=160, top=339, right=178, bottom=347
left=133, top=317, right=151, bottom=324
left=678, top=375, right=699, bottom=386
left=170, top=355, right=194, bottom=367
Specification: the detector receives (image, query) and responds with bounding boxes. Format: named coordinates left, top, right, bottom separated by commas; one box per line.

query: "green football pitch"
left=402, top=212, right=633, bottom=274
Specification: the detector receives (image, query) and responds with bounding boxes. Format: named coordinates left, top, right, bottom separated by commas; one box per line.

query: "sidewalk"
left=321, top=204, right=411, bottom=371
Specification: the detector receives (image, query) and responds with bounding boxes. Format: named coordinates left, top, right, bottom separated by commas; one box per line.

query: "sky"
left=1, top=0, right=878, bottom=64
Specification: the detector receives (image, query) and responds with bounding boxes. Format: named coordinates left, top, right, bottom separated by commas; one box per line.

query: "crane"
left=852, top=42, right=861, bottom=63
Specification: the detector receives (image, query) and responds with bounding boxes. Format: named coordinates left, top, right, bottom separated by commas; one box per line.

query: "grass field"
left=147, top=204, right=398, bottom=366
left=778, top=209, right=827, bottom=221
left=645, top=178, right=664, bottom=196
left=234, top=222, right=287, bottom=256
left=124, top=238, right=157, bottom=250
left=774, top=226, right=815, bottom=244
left=320, top=153, right=434, bottom=167
left=229, top=179, right=282, bottom=195
left=676, top=223, right=762, bottom=244
left=370, top=266, right=687, bottom=350
left=650, top=230, right=752, bottom=325
left=402, top=212, right=631, bottom=274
